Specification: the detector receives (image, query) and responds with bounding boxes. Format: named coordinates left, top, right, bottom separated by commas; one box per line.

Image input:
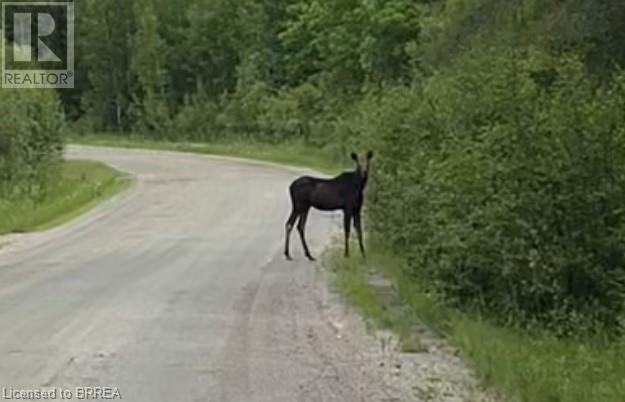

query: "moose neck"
left=354, top=166, right=368, bottom=191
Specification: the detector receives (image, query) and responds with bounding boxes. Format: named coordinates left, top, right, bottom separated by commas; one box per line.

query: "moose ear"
left=366, top=150, right=374, bottom=160
left=350, top=152, right=359, bottom=163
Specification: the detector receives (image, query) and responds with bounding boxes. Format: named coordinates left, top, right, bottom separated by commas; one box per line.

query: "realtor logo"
left=2, top=2, right=74, bottom=88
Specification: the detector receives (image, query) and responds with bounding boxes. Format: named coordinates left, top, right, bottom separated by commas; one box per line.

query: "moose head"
left=350, top=151, right=374, bottom=188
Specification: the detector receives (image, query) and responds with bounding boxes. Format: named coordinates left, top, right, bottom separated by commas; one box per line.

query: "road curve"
left=0, top=146, right=393, bottom=402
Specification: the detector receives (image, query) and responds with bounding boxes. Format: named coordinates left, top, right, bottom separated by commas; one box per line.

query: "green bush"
left=364, top=50, right=625, bottom=336
left=213, top=82, right=333, bottom=144
left=0, top=81, right=64, bottom=199
left=165, top=93, right=220, bottom=142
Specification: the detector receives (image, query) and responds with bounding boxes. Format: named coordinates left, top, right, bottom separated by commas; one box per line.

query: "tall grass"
left=0, top=160, right=130, bottom=234
left=329, top=240, right=625, bottom=402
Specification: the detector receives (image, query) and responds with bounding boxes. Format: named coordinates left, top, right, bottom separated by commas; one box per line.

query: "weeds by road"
left=0, top=160, right=130, bottom=235
left=329, top=241, right=625, bottom=402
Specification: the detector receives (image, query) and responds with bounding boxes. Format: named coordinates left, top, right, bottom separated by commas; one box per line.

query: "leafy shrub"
left=215, top=82, right=271, bottom=140
left=0, top=38, right=64, bottom=199
left=165, top=93, right=220, bottom=141
left=214, top=82, right=331, bottom=144
left=363, top=50, right=625, bottom=336
left=0, top=89, right=64, bottom=198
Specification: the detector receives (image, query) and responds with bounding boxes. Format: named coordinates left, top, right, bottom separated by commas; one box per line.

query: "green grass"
left=328, top=242, right=625, bottom=402
left=68, top=133, right=346, bottom=175
left=454, top=318, right=625, bottom=402
left=0, top=160, right=130, bottom=235
left=327, top=243, right=449, bottom=352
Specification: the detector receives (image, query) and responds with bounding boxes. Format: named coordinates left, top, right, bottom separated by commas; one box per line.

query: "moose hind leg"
left=297, top=208, right=315, bottom=261
left=284, top=208, right=298, bottom=260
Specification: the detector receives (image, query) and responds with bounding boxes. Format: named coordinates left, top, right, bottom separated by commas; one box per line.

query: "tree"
left=131, top=0, right=169, bottom=133
left=78, top=0, right=136, bottom=130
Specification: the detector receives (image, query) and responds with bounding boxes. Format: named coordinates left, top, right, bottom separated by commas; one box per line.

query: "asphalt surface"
left=0, top=146, right=348, bottom=401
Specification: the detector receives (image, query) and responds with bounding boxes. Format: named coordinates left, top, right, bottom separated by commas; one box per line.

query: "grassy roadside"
left=328, top=242, right=625, bottom=402
left=68, top=133, right=345, bottom=175
left=0, top=160, right=130, bottom=235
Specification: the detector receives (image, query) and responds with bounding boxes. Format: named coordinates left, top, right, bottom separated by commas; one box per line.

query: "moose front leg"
left=343, top=211, right=352, bottom=257
left=354, top=210, right=365, bottom=258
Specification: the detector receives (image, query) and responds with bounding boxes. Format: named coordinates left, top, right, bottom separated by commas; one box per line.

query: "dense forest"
left=4, top=0, right=625, bottom=336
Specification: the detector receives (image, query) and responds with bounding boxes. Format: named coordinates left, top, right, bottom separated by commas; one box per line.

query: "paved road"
left=0, top=146, right=397, bottom=402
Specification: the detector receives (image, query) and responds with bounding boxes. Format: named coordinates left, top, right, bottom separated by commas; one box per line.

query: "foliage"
left=363, top=50, right=625, bottom=335
left=131, top=0, right=170, bottom=133
left=0, top=41, right=64, bottom=199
